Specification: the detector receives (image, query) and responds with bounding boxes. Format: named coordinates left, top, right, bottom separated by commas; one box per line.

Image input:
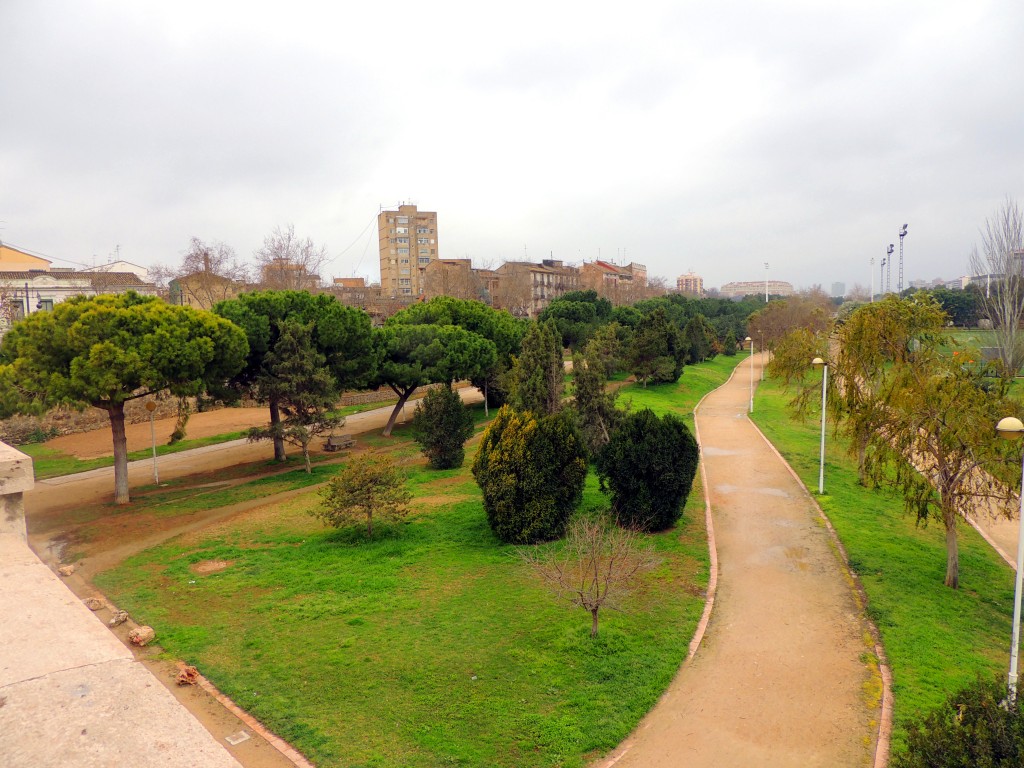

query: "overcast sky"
left=3, top=0, right=1022, bottom=292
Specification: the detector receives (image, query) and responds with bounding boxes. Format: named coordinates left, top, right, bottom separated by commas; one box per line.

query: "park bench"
left=323, top=434, right=355, bottom=452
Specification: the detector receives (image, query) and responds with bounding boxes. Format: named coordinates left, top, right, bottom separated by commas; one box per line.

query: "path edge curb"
left=747, top=414, right=893, bottom=768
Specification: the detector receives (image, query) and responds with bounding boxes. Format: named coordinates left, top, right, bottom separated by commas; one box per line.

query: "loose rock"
left=57, top=565, right=75, bottom=577
left=128, top=626, right=155, bottom=646
left=108, top=610, right=129, bottom=627
left=82, top=597, right=104, bottom=611
left=176, top=663, right=199, bottom=686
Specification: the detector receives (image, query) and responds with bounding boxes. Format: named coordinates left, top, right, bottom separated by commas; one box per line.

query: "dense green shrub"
left=471, top=406, right=587, bottom=544
left=627, top=307, right=686, bottom=386
left=596, top=408, right=699, bottom=531
left=722, top=330, right=738, bottom=356
left=894, top=677, right=1024, bottom=768
left=411, top=385, right=475, bottom=469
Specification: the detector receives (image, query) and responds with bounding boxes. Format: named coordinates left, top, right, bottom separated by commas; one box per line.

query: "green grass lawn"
left=618, top=353, right=742, bottom=425
left=751, top=376, right=1015, bottom=747
left=93, top=357, right=741, bottom=768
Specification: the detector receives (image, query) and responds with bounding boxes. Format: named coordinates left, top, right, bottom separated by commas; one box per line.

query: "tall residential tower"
left=378, top=204, right=438, bottom=297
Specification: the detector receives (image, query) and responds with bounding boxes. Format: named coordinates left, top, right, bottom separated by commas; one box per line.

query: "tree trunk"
left=301, top=443, right=311, bottom=474
left=367, top=510, right=374, bottom=537
left=269, top=398, right=286, bottom=462
left=590, top=608, right=600, bottom=637
left=944, top=518, right=960, bottom=589
left=383, top=387, right=414, bottom=437
left=107, top=402, right=131, bottom=505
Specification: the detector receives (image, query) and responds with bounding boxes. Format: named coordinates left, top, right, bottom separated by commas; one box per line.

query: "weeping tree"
left=772, top=294, right=1023, bottom=588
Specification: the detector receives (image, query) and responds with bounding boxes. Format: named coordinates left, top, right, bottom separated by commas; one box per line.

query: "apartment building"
left=378, top=204, right=439, bottom=297
left=676, top=271, right=704, bottom=296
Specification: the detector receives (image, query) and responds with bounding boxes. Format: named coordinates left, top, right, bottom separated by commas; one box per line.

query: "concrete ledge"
left=0, top=533, right=242, bottom=768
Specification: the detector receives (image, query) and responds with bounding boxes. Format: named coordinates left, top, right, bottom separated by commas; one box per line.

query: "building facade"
left=493, top=259, right=580, bottom=317
left=676, top=271, right=704, bottom=295
left=378, top=204, right=439, bottom=298
left=580, top=261, right=648, bottom=305
left=718, top=279, right=794, bottom=299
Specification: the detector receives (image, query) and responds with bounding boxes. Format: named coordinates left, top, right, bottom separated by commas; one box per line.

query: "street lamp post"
left=145, top=400, right=159, bottom=485
left=745, top=336, right=753, bottom=413
left=812, top=357, right=828, bottom=494
left=870, top=257, right=875, bottom=302
left=764, top=262, right=769, bottom=302
left=759, top=330, right=765, bottom=381
left=996, top=415, right=1024, bottom=702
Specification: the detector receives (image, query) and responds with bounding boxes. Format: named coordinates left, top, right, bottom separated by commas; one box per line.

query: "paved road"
left=600, top=354, right=879, bottom=767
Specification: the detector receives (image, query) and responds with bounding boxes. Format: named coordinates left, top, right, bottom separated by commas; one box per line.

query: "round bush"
left=596, top=408, right=699, bottom=531
left=472, top=406, right=587, bottom=544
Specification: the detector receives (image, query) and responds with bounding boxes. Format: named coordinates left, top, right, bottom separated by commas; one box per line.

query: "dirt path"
left=44, top=406, right=272, bottom=459
left=599, top=353, right=880, bottom=767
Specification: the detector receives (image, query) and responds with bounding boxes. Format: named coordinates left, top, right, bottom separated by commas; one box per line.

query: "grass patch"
left=93, top=357, right=741, bottom=767
left=750, top=376, right=1015, bottom=749
left=97, top=465, right=709, bottom=767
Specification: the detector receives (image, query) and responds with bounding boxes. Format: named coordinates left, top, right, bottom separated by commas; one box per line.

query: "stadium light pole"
left=898, top=224, right=908, bottom=294
left=996, top=415, right=1024, bottom=703
left=886, top=243, right=894, bottom=293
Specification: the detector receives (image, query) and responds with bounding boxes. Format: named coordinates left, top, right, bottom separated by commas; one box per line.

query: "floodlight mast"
left=898, top=224, right=908, bottom=294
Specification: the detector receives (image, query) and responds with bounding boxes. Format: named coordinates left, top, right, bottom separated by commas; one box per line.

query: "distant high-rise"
left=831, top=282, right=846, bottom=298
left=677, top=271, right=704, bottom=296
left=378, top=204, right=438, bottom=297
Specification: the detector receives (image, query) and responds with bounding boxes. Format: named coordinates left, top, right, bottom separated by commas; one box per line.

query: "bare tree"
left=969, top=197, right=1024, bottom=376
left=254, top=224, right=326, bottom=291
left=153, top=237, right=249, bottom=309
left=519, top=516, right=659, bottom=637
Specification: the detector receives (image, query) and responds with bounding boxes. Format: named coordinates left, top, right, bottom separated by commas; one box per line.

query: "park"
left=3, top=282, right=1024, bottom=768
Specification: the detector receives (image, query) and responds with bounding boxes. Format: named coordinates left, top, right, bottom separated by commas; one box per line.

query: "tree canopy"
left=0, top=292, right=247, bottom=503
left=215, top=290, right=374, bottom=460
left=371, top=323, right=496, bottom=436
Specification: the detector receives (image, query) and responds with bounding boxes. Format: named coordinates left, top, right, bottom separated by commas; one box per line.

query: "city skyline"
left=2, top=2, right=1021, bottom=292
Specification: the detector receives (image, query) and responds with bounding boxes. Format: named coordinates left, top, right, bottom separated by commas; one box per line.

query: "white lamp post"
left=996, top=415, right=1024, bottom=702
left=745, top=336, right=753, bottom=413
left=759, top=330, right=765, bottom=381
left=764, top=262, right=769, bottom=302
left=812, top=357, right=828, bottom=494
left=144, top=400, right=159, bottom=485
